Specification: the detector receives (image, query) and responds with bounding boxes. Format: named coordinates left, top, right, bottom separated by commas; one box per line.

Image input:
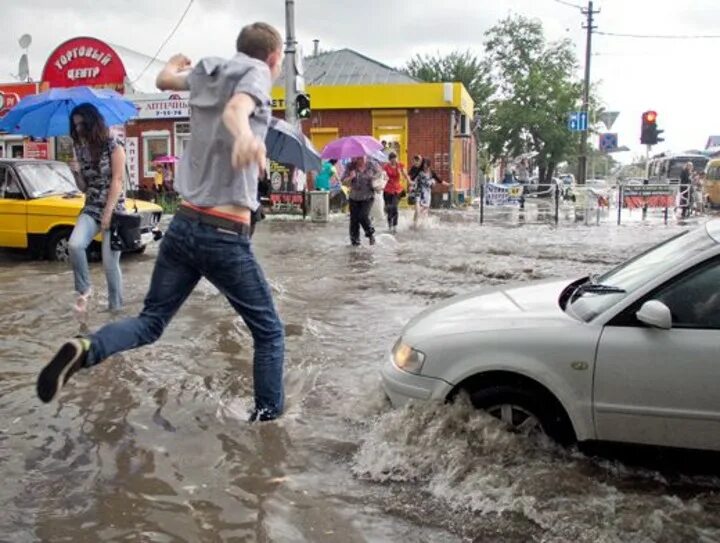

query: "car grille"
left=140, top=212, right=161, bottom=229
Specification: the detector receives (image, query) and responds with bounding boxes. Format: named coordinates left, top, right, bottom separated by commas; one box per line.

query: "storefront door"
left=372, top=110, right=408, bottom=165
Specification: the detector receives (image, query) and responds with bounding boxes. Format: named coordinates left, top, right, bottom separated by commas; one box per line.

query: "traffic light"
left=295, top=93, right=311, bottom=120
left=640, top=110, right=664, bottom=145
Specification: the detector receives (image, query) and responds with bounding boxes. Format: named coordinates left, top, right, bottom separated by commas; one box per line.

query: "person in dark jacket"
left=342, top=156, right=379, bottom=246
left=680, top=162, right=694, bottom=218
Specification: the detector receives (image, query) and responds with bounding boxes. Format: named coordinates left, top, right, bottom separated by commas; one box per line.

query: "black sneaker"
left=249, top=408, right=281, bottom=422
left=37, top=339, right=89, bottom=403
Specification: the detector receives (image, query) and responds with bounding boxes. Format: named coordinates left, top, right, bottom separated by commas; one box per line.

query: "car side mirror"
left=636, top=300, right=672, bottom=330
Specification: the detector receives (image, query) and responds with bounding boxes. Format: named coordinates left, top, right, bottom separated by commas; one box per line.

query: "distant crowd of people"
left=310, top=148, right=448, bottom=246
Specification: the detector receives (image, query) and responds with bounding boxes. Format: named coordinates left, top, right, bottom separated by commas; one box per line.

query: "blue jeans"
left=69, top=212, right=122, bottom=310
left=86, top=214, right=285, bottom=418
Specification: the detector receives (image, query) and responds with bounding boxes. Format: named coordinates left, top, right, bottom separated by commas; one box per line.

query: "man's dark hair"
left=236, top=22, right=283, bottom=61
left=388, top=152, right=397, bottom=160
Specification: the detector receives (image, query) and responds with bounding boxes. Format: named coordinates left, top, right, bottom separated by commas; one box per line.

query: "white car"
left=382, top=220, right=720, bottom=450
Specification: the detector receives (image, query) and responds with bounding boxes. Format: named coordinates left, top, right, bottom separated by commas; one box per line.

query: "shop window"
left=143, top=131, right=171, bottom=176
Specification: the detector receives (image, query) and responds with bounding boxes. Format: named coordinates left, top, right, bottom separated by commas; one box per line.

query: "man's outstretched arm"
left=156, top=54, right=192, bottom=91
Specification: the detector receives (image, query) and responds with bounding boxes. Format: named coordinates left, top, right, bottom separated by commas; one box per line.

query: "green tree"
left=404, top=50, right=493, bottom=111
left=480, top=15, right=584, bottom=184
left=404, top=50, right=494, bottom=174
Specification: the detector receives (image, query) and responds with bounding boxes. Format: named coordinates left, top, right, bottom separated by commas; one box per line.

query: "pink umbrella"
left=321, top=135, right=383, bottom=160
left=152, top=154, right=180, bottom=164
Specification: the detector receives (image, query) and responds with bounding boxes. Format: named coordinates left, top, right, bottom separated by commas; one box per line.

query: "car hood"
left=403, top=278, right=580, bottom=341
left=27, top=196, right=162, bottom=217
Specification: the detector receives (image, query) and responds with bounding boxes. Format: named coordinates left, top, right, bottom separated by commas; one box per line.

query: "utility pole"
left=284, top=0, right=298, bottom=127
left=577, top=1, right=599, bottom=185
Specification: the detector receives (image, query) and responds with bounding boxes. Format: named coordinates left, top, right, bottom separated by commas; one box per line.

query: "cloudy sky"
left=1, top=0, right=718, bottom=162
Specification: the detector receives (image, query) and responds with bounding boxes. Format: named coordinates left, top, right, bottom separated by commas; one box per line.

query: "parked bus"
left=705, top=158, right=720, bottom=207
left=646, top=153, right=709, bottom=184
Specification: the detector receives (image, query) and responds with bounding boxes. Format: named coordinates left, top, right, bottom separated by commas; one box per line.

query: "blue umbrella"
left=266, top=117, right=322, bottom=172
left=0, top=87, right=137, bottom=138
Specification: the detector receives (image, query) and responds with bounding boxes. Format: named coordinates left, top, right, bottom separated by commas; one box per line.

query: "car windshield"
left=15, top=162, right=79, bottom=198
left=567, top=227, right=717, bottom=322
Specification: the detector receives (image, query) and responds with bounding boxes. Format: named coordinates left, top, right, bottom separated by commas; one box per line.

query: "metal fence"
left=475, top=182, right=701, bottom=226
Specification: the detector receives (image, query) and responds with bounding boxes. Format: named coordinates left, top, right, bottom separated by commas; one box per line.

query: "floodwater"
left=1, top=208, right=719, bottom=542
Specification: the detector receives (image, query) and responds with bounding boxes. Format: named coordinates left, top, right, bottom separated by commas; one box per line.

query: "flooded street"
left=2, top=211, right=720, bottom=542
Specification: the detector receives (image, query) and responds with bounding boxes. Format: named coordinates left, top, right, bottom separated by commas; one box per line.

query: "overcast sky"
left=1, top=0, right=718, bottom=163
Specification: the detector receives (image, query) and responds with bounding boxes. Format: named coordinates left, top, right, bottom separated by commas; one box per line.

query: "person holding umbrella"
left=342, top=156, right=380, bottom=246
left=67, top=103, right=127, bottom=315
left=37, top=22, right=287, bottom=423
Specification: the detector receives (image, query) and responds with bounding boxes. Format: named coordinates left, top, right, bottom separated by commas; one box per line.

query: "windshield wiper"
left=577, top=283, right=626, bottom=294
left=33, top=189, right=59, bottom=197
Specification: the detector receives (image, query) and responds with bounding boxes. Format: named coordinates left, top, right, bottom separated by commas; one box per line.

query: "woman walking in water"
left=67, top=103, right=127, bottom=316
left=411, top=158, right=446, bottom=228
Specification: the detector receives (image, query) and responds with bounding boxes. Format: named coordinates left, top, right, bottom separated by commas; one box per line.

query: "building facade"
left=2, top=40, right=476, bottom=204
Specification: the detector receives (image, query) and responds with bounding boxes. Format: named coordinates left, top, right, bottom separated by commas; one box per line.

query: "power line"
left=554, top=0, right=584, bottom=9
left=596, top=30, right=720, bottom=39
left=130, top=0, right=195, bottom=85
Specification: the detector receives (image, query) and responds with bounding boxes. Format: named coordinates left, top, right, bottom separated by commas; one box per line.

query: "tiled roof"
left=275, top=48, right=418, bottom=87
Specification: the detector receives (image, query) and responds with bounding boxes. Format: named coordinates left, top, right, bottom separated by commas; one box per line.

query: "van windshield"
left=667, top=158, right=708, bottom=179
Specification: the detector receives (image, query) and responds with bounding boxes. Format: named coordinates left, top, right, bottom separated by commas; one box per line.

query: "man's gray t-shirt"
left=175, top=52, right=272, bottom=211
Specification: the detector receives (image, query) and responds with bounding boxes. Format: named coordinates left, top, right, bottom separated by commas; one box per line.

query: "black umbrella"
left=265, top=117, right=322, bottom=172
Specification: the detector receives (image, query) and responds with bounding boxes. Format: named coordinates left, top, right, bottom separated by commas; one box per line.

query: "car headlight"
left=392, top=339, right=426, bottom=374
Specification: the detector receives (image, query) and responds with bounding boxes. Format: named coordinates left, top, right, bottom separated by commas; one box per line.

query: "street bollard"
left=554, top=184, right=560, bottom=225
left=617, top=186, right=622, bottom=225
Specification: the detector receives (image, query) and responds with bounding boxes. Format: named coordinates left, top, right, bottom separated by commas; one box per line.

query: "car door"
left=0, top=164, right=28, bottom=248
left=593, top=257, right=720, bottom=450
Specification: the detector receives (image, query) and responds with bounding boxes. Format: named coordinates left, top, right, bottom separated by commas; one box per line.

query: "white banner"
left=133, top=92, right=190, bottom=119
left=125, top=137, right=139, bottom=189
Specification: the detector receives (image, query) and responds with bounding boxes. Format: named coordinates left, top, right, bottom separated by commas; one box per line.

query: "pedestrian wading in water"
left=343, top=156, right=382, bottom=246
left=37, top=22, right=286, bottom=422
left=67, top=103, right=127, bottom=316
left=411, top=158, right=447, bottom=227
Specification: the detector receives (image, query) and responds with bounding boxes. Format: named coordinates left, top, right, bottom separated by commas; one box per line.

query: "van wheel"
left=46, top=229, right=73, bottom=262
left=469, top=385, right=575, bottom=446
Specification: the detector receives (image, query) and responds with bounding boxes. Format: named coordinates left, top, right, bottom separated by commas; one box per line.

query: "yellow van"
left=0, top=159, right=162, bottom=261
left=705, top=158, right=720, bottom=208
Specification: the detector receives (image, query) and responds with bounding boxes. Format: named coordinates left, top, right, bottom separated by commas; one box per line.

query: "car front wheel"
left=46, top=229, right=73, bottom=262
left=469, top=385, right=575, bottom=445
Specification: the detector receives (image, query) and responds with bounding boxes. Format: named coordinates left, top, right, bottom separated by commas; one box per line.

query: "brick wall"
left=407, top=109, right=452, bottom=185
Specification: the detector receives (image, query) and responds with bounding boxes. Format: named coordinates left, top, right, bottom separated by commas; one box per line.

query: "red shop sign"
left=24, top=138, right=49, bottom=160
left=0, top=83, right=40, bottom=118
left=42, top=37, right=127, bottom=93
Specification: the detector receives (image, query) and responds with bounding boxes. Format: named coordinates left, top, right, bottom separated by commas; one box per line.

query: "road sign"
left=568, top=111, right=588, bottom=132
left=598, top=111, right=620, bottom=130
left=599, top=132, right=618, bottom=152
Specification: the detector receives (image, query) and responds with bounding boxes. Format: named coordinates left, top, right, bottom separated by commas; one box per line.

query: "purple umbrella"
left=320, top=135, right=384, bottom=160
left=152, top=155, right=180, bottom=164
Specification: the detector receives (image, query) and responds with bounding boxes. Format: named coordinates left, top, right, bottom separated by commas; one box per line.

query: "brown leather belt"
left=177, top=205, right=251, bottom=236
